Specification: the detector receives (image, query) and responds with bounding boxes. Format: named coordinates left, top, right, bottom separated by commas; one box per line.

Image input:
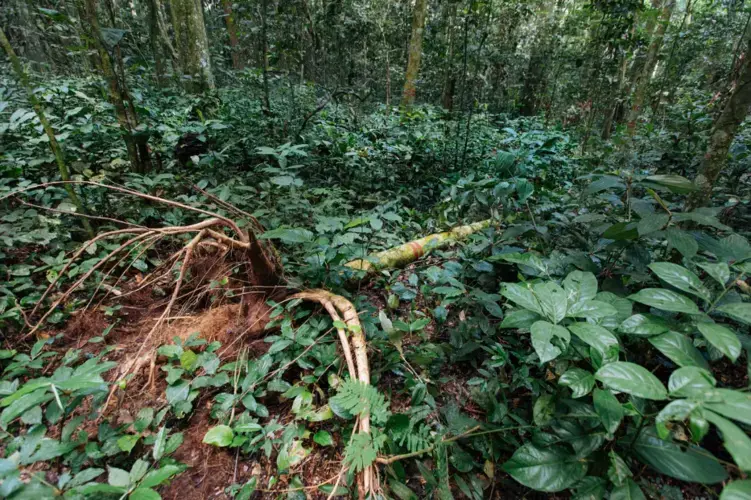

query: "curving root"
left=291, top=290, right=374, bottom=499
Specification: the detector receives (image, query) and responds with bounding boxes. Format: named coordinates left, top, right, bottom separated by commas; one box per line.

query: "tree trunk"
left=259, top=0, right=272, bottom=115
left=441, top=0, right=457, bottom=111
left=221, top=0, right=242, bottom=69
left=148, top=0, right=167, bottom=86
left=686, top=40, right=751, bottom=210
left=0, top=27, right=94, bottom=237
left=626, top=0, right=675, bottom=137
left=401, top=0, right=429, bottom=109
left=170, top=0, right=215, bottom=92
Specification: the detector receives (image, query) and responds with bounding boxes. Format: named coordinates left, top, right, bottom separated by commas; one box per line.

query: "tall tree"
left=170, top=0, right=215, bottom=92
left=221, top=0, right=243, bottom=70
left=76, top=0, right=151, bottom=173
left=626, top=0, right=675, bottom=137
left=686, top=36, right=751, bottom=210
left=401, top=0, right=429, bottom=108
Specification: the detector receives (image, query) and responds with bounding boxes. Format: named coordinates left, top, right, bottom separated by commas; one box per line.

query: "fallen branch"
left=346, top=219, right=492, bottom=274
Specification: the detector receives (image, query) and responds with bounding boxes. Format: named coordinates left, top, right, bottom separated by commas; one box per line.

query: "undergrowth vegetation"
left=2, top=0, right=751, bottom=497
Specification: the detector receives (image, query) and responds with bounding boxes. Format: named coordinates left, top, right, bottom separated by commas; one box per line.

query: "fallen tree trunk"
left=345, top=219, right=491, bottom=274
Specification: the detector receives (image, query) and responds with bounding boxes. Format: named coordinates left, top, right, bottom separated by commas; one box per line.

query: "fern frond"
left=330, top=379, right=391, bottom=424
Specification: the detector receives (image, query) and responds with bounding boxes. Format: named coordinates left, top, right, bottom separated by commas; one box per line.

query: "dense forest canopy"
left=2, top=0, right=751, bottom=498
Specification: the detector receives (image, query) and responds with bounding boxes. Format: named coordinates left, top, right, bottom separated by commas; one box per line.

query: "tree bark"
left=401, top=0, right=429, bottom=109
left=0, top=27, right=94, bottom=237
left=170, top=0, right=215, bottom=92
left=259, top=0, right=272, bottom=115
left=221, top=0, right=242, bottom=69
left=441, top=0, right=457, bottom=111
left=686, top=39, right=751, bottom=210
left=148, top=0, right=167, bottom=85
left=626, top=0, right=675, bottom=137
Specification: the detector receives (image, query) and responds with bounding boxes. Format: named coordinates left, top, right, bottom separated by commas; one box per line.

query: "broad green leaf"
left=610, top=479, right=646, bottom=500
left=107, top=466, right=130, bottom=488
left=500, top=309, right=541, bottom=329
left=628, top=289, right=699, bottom=314
left=259, top=227, right=314, bottom=244
left=721, top=481, right=751, bottom=500
left=630, top=428, right=727, bottom=484
left=716, top=303, right=751, bottom=326
left=152, top=426, right=167, bottom=461
left=0, top=389, right=54, bottom=429
left=637, top=213, right=670, bottom=236
left=644, top=174, right=697, bottom=193
left=648, top=262, right=711, bottom=301
left=493, top=252, right=547, bottom=273
left=559, top=368, right=595, bottom=398
left=697, top=262, right=731, bottom=286
left=140, top=464, right=185, bottom=488
left=203, top=425, right=234, bottom=447
left=705, top=411, right=751, bottom=471
left=502, top=443, right=587, bottom=492
left=595, top=362, right=667, bottom=400
left=655, top=400, right=700, bottom=439
left=533, top=282, right=568, bottom=324
left=668, top=367, right=716, bottom=398
left=697, top=323, right=741, bottom=362
left=530, top=321, right=570, bottom=363
left=705, top=389, right=751, bottom=426
left=568, top=323, right=619, bottom=362
left=649, top=331, right=708, bottom=369
left=563, top=271, right=598, bottom=304
left=583, top=175, right=625, bottom=196
left=501, top=283, right=543, bottom=315
left=593, top=388, right=623, bottom=434
left=313, top=430, right=334, bottom=447
left=129, top=488, right=161, bottom=500
left=566, top=300, right=618, bottom=319
left=603, top=222, right=638, bottom=241
left=618, top=314, right=670, bottom=336
left=666, top=229, right=698, bottom=259
left=116, top=435, right=139, bottom=453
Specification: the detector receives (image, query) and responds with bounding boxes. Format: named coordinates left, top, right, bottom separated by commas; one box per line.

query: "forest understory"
left=3, top=0, right=751, bottom=499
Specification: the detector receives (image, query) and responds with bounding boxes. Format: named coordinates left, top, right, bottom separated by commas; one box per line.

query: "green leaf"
left=313, top=430, right=334, bottom=447
left=648, top=262, right=711, bottom=301
left=716, top=302, right=751, bottom=326
left=666, top=229, right=698, bottom=259
left=649, top=331, right=709, bottom=369
left=152, top=426, right=167, bottom=461
left=644, top=175, right=697, bottom=193
left=630, top=428, right=727, bottom=484
left=117, top=435, right=140, bottom=453
left=343, top=433, right=377, bottom=472
left=628, top=289, right=699, bottom=314
left=533, top=282, right=568, bottom=324
left=705, top=389, right=751, bottom=426
left=179, top=350, right=198, bottom=371
left=259, top=227, right=314, bottom=243
left=500, top=309, right=541, bottom=329
left=567, top=323, right=619, bottom=362
left=107, top=467, right=131, bottom=488
left=618, top=314, right=670, bottom=336
left=610, top=479, right=646, bottom=500
left=502, top=443, right=587, bottom=492
left=637, top=213, right=670, bottom=236
left=603, top=222, right=638, bottom=241
left=530, top=321, right=570, bottom=363
left=501, top=283, right=543, bottom=316
left=559, top=368, right=595, bottom=398
left=0, top=389, right=54, bottom=429
left=203, top=425, right=234, bottom=447
left=595, top=362, right=667, bottom=400
left=668, top=367, right=716, bottom=398
left=594, top=388, right=623, bottom=434
left=566, top=300, right=618, bottom=319
left=140, top=464, right=185, bottom=488
left=563, top=271, right=598, bottom=304
left=721, top=481, right=751, bottom=500
left=697, top=323, right=741, bottom=362
left=697, top=262, right=731, bottom=286
left=705, top=411, right=751, bottom=472
left=493, top=252, right=547, bottom=273
left=655, top=400, right=701, bottom=439
left=129, top=488, right=161, bottom=500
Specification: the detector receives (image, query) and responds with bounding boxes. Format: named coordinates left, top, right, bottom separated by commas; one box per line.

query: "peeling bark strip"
left=401, top=0, right=429, bottom=109
left=346, top=219, right=491, bottom=274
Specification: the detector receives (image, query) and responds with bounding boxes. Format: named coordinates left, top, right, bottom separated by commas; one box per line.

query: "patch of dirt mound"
left=164, top=304, right=243, bottom=344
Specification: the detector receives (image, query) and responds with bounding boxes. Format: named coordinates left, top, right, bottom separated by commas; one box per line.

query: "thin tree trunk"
left=148, top=0, right=167, bottom=86
left=0, top=27, right=94, bottom=237
left=222, top=0, right=243, bottom=69
left=686, top=38, right=751, bottom=210
left=401, top=0, right=429, bottom=108
left=626, top=0, right=675, bottom=137
left=259, top=0, right=272, bottom=115
left=441, top=0, right=457, bottom=111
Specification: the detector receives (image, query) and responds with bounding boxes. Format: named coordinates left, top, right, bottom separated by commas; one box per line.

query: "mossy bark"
left=401, top=0, right=429, bottom=109
left=0, top=27, right=94, bottom=237
left=170, top=0, right=215, bottom=93
left=686, top=41, right=751, bottom=210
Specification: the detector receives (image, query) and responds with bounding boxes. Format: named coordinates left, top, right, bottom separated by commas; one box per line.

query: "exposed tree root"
left=346, top=219, right=492, bottom=274
left=291, top=289, right=374, bottom=499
